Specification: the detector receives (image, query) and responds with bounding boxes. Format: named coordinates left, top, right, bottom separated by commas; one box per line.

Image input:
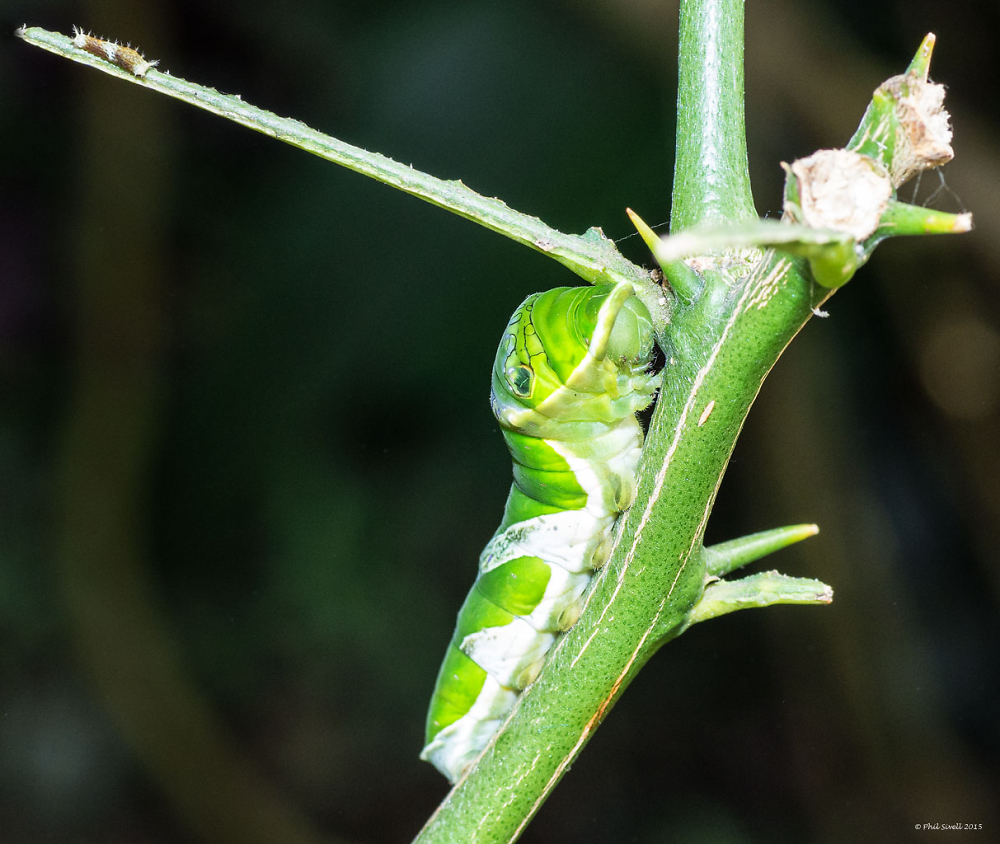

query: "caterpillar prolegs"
left=421, top=282, right=662, bottom=783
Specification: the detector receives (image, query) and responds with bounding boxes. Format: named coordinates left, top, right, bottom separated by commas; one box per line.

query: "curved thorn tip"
left=626, top=208, right=663, bottom=261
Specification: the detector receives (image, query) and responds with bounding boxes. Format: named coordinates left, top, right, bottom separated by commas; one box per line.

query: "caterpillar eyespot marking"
left=72, top=26, right=159, bottom=78
left=419, top=282, right=663, bottom=783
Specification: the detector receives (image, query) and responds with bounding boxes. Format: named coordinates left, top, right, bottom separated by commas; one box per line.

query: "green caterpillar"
left=421, top=281, right=662, bottom=783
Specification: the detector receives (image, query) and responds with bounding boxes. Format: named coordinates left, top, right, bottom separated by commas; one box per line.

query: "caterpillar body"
left=72, top=26, right=158, bottom=78
left=421, top=281, right=661, bottom=782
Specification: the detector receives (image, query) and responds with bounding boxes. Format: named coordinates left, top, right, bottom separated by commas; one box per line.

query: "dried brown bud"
left=880, top=74, right=954, bottom=187
left=785, top=150, right=892, bottom=240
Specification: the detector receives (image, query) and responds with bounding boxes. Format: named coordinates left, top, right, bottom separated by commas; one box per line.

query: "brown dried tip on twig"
left=883, top=73, right=954, bottom=187
left=785, top=150, right=892, bottom=240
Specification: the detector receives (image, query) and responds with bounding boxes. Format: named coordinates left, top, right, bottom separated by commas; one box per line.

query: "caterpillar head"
left=491, top=283, right=660, bottom=437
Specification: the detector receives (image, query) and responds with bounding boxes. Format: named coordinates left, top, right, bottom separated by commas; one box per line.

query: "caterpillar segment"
left=421, top=282, right=661, bottom=782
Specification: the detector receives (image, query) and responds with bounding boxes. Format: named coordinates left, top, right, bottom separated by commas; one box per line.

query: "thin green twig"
left=16, top=25, right=651, bottom=291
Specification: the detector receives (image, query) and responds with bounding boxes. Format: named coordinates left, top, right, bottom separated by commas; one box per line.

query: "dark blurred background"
left=2, top=0, right=998, bottom=842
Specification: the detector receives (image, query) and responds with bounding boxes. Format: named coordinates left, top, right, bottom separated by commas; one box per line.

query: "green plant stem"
left=414, top=4, right=813, bottom=840
left=16, top=25, right=650, bottom=292
left=414, top=256, right=819, bottom=844
left=19, top=16, right=968, bottom=844
left=670, top=0, right=756, bottom=231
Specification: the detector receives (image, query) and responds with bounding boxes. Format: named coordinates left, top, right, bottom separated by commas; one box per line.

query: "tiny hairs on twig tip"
left=71, top=26, right=158, bottom=78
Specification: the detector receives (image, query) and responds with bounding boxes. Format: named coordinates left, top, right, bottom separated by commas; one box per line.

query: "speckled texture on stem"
left=670, top=0, right=756, bottom=232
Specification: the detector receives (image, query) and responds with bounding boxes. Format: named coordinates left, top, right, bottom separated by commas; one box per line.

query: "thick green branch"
left=16, top=25, right=649, bottom=291
left=670, top=0, right=756, bottom=231
left=415, top=28, right=968, bottom=841
left=414, top=254, right=821, bottom=844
